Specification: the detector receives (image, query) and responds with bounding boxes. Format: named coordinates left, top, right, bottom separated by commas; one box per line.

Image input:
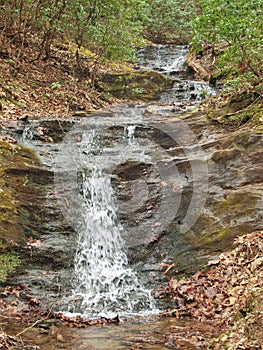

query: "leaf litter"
left=154, top=231, right=263, bottom=349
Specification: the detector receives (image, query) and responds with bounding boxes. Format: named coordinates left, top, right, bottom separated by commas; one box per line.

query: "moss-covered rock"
left=98, top=69, right=174, bottom=100
left=0, top=141, right=52, bottom=246
left=200, top=90, right=263, bottom=128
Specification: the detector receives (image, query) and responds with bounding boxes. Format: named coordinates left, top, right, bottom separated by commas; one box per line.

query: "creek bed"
left=1, top=315, right=218, bottom=349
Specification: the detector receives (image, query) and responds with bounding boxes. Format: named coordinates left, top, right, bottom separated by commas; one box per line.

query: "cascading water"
left=74, top=170, right=153, bottom=317
left=124, top=125, right=136, bottom=145
left=57, top=123, right=155, bottom=317
left=20, top=122, right=36, bottom=145
left=136, top=45, right=189, bottom=74
left=137, top=45, right=218, bottom=107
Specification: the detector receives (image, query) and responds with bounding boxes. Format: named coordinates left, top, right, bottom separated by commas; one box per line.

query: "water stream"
left=1, top=42, right=263, bottom=350
left=57, top=124, right=155, bottom=317
left=137, top=44, right=217, bottom=107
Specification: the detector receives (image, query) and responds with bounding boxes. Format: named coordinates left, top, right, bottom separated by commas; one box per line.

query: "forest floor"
left=0, top=38, right=122, bottom=123
left=0, top=39, right=263, bottom=349
left=161, top=231, right=263, bottom=349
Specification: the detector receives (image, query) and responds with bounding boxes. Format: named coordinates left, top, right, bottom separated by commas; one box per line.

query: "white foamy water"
left=137, top=45, right=189, bottom=74
left=20, top=121, right=36, bottom=145
left=67, top=125, right=155, bottom=317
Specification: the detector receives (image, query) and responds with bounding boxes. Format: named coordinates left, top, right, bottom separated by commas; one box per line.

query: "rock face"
left=0, top=120, right=76, bottom=306
left=116, top=111, right=263, bottom=286
left=0, top=139, right=72, bottom=286
left=0, top=141, right=46, bottom=245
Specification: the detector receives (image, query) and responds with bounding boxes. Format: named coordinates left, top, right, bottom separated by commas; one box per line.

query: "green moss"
left=0, top=141, right=52, bottom=280
left=215, top=192, right=259, bottom=216
left=208, top=332, right=230, bottom=349
left=253, top=124, right=263, bottom=133
left=191, top=192, right=260, bottom=249
left=0, top=141, right=46, bottom=246
left=185, top=214, right=216, bottom=244
left=211, top=227, right=233, bottom=242
left=98, top=70, right=173, bottom=100
left=199, top=227, right=233, bottom=246
left=0, top=141, right=40, bottom=167
left=205, top=91, right=263, bottom=127
left=0, top=249, right=20, bottom=282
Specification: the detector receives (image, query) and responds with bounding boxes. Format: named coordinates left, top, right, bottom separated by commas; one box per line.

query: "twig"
left=16, top=300, right=59, bottom=337
left=164, top=263, right=175, bottom=275
left=0, top=314, right=15, bottom=319
left=16, top=317, right=48, bottom=337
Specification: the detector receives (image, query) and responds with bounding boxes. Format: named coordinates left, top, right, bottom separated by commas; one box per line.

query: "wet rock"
left=0, top=141, right=51, bottom=245
left=211, top=148, right=241, bottom=163
left=202, top=91, right=262, bottom=126
left=117, top=112, right=263, bottom=282
left=144, top=105, right=159, bottom=115
left=99, top=70, right=173, bottom=101
left=0, top=138, right=75, bottom=307
left=34, top=120, right=75, bottom=143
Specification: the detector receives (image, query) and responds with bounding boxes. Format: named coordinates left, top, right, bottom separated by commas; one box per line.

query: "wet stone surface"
left=1, top=315, right=218, bottom=350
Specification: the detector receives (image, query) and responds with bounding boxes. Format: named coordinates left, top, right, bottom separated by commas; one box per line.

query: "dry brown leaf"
left=251, top=257, right=263, bottom=271
left=56, top=333, right=65, bottom=342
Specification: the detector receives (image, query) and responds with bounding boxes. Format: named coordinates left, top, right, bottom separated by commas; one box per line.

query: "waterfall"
left=52, top=45, right=214, bottom=318
left=124, top=125, right=136, bottom=145
left=20, top=122, right=35, bottom=145
left=136, top=45, right=189, bottom=74
left=137, top=45, right=218, bottom=106
left=67, top=124, right=154, bottom=317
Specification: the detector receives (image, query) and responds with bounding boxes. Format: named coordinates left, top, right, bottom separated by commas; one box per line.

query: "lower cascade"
left=56, top=122, right=155, bottom=317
